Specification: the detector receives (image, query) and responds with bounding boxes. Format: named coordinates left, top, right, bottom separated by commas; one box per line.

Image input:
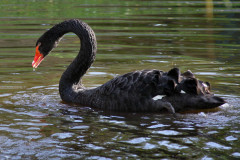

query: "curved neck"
left=55, top=20, right=97, bottom=102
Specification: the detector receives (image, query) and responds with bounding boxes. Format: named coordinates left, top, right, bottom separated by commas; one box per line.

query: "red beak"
left=32, top=44, right=44, bottom=68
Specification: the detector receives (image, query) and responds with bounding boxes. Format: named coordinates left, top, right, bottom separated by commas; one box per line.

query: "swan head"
left=32, top=31, right=61, bottom=68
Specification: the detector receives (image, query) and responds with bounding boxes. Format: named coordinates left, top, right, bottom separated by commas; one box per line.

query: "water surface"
left=0, top=0, right=239, bottom=159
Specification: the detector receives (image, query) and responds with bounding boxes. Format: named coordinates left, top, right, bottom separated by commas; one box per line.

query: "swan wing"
left=98, top=69, right=166, bottom=97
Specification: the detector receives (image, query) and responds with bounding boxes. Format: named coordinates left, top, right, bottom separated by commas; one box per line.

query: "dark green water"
left=0, top=0, right=239, bottom=159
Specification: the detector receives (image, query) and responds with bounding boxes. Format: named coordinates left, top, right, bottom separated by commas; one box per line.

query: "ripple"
left=0, top=93, right=12, bottom=97
left=195, top=72, right=240, bottom=77
left=205, top=142, right=232, bottom=150
left=0, top=107, right=16, bottom=113
left=88, top=71, right=108, bottom=75
left=232, top=152, right=240, bottom=158
left=152, top=130, right=182, bottom=136
left=2, top=81, right=23, bottom=84
left=179, top=127, right=195, bottom=131
left=15, top=122, right=52, bottom=127
left=85, top=144, right=105, bottom=150
left=158, top=140, right=189, bottom=150
left=70, top=125, right=89, bottom=130
left=16, top=111, right=49, bottom=118
left=124, top=137, right=149, bottom=144
left=87, top=156, right=111, bottom=160
left=143, top=60, right=168, bottom=63
left=28, top=86, right=45, bottom=89
left=51, top=133, right=75, bottom=140
left=225, top=136, right=238, bottom=141
left=147, top=124, right=170, bottom=128
left=143, top=143, right=157, bottom=150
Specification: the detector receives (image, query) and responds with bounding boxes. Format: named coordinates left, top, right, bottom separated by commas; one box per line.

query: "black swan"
left=32, top=19, right=225, bottom=113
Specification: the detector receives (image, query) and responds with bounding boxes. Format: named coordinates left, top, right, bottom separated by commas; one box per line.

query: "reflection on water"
left=0, top=0, right=240, bottom=159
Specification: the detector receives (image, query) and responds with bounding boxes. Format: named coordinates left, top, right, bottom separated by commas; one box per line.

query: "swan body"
left=32, top=19, right=225, bottom=113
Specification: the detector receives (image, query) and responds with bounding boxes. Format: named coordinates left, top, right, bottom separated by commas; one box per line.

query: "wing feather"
left=98, top=69, right=167, bottom=97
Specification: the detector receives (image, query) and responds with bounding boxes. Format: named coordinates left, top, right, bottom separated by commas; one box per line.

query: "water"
left=0, top=0, right=240, bottom=159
